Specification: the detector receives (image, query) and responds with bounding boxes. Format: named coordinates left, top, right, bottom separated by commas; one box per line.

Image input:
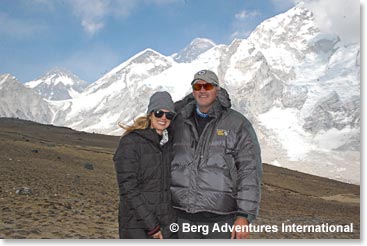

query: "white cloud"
left=235, top=10, right=260, bottom=20
left=302, top=0, right=360, bottom=43
left=66, top=0, right=111, bottom=35
left=65, top=0, right=179, bottom=36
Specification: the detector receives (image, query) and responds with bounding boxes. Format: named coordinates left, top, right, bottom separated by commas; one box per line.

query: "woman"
left=113, top=91, right=176, bottom=239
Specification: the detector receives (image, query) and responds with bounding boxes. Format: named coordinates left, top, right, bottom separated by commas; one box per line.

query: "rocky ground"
left=0, top=118, right=360, bottom=239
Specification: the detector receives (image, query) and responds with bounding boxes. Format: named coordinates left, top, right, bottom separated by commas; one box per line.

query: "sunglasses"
left=192, top=83, right=216, bottom=91
left=153, top=110, right=175, bottom=120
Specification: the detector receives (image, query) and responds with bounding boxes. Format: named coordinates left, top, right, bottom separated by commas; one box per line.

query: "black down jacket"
left=171, top=89, right=262, bottom=223
left=113, top=128, right=176, bottom=239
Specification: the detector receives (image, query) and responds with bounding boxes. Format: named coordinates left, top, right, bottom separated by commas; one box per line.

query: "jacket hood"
left=132, top=128, right=161, bottom=146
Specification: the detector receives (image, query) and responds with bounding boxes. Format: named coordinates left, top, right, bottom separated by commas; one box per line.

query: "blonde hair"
left=119, top=115, right=151, bottom=137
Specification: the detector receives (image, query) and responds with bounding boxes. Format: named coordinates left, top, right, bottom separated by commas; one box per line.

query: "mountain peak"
left=189, top=37, right=216, bottom=47
left=24, top=68, right=88, bottom=101
left=105, top=48, right=171, bottom=77
left=43, top=67, right=76, bottom=79
left=130, top=48, right=170, bottom=64
left=248, top=5, right=315, bottom=45
left=0, top=74, right=18, bottom=89
left=172, top=37, right=216, bottom=63
left=0, top=73, right=14, bottom=82
left=26, top=67, right=84, bottom=87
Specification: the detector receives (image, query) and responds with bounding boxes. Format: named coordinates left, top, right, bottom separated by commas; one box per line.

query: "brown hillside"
left=0, top=118, right=359, bottom=239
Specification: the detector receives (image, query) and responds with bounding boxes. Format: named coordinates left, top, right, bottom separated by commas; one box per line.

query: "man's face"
left=192, top=80, right=218, bottom=113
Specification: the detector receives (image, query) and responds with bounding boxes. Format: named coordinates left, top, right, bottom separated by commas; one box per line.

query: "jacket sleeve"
left=113, top=135, right=159, bottom=233
left=233, top=120, right=262, bottom=223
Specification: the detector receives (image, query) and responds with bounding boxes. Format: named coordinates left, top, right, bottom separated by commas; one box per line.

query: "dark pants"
left=119, top=228, right=149, bottom=239
left=177, top=214, right=235, bottom=239
left=120, top=227, right=177, bottom=239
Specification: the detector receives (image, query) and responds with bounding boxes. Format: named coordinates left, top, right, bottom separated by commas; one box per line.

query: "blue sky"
left=0, top=0, right=361, bottom=83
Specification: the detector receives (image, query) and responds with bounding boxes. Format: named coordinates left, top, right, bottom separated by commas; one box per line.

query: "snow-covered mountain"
left=0, top=4, right=360, bottom=184
left=52, top=48, right=180, bottom=135
left=243, top=6, right=360, bottom=184
left=0, top=74, right=53, bottom=123
left=25, top=68, right=88, bottom=100
left=172, top=38, right=216, bottom=63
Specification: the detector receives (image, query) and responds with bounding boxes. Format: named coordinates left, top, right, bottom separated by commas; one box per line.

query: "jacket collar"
left=181, top=88, right=231, bottom=120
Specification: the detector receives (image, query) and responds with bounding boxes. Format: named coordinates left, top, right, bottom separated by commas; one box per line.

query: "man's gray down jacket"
left=171, top=89, right=262, bottom=222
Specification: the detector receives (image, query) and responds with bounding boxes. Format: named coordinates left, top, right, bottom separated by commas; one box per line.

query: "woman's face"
left=150, top=109, right=173, bottom=135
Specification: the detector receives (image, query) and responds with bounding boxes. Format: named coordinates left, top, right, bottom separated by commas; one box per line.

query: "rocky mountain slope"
left=0, top=74, right=53, bottom=124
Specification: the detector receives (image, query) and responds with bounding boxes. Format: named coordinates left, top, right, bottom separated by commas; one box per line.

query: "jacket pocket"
left=170, top=160, right=191, bottom=187
left=223, top=154, right=238, bottom=195
left=224, top=131, right=237, bottom=196
left=223, top=130, right=236, bottom=154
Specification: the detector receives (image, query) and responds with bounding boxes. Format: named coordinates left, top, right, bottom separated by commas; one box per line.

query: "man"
left=171, top=70, right=262, bottom=239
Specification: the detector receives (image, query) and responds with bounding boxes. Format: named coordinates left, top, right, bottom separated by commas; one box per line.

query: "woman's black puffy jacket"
left=113, top=128, right=175, bottom=239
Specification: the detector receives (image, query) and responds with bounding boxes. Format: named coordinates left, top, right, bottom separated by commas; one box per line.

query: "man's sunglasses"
left=153, top=110, right=175, bottom=120
left=192, top=83, right=216, bottom=91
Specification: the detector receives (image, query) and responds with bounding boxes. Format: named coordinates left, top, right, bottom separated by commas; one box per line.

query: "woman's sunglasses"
left=192, top=83, right=216, bottom=91
left=154, top=110, right=175, bottom=120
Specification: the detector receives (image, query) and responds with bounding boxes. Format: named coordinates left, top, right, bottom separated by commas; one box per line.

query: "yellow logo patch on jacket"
left=216, top=129, right=228, bottom=136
